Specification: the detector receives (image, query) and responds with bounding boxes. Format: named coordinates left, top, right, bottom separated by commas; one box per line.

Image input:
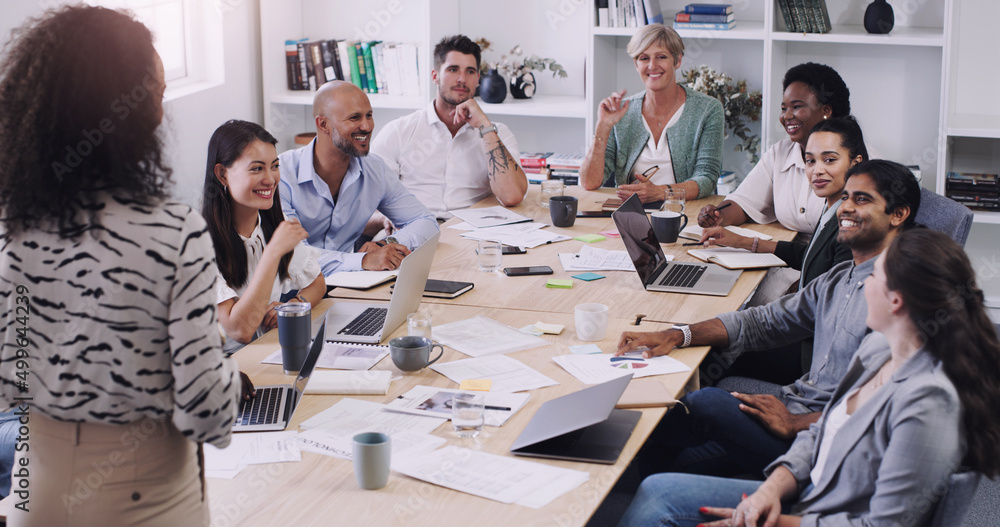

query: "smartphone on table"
left=503, top=266, right=554, bottom=276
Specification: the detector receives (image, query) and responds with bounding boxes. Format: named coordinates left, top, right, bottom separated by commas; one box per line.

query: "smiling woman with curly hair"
left=0, top=6, right=240, bottom=526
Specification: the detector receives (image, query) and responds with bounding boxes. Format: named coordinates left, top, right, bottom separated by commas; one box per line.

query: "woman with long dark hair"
left=0, top=6, right=238, bottom=526
left=620, top=228, right=1000, bottom=527
left=202, top=120, right=325, bottom=353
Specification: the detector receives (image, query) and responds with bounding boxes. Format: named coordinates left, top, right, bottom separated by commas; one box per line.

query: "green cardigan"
left=602, top=86, right=724, bottom=198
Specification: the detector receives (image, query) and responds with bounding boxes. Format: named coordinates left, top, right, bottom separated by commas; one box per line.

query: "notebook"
left=233, top=322, right=325, bottom=432
left=391, top=279, right=473, bottom=299
left=612, top=194, right=741, bottom=296
left=687, top=247, right=787, bottom=270
left=325, top=231, right=439, bottom=344
left=510, top=374, right=640, bottom=465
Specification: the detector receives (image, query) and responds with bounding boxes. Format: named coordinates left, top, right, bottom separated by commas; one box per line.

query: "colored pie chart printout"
left=552, top=353, right=691, bottom=385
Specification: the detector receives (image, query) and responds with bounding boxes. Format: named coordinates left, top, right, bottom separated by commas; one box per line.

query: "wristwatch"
left=478, top=124, right=498, bottom=137
left=384, top=236, right=399, bottom=246
left=673, top=324, right=692, bottom=348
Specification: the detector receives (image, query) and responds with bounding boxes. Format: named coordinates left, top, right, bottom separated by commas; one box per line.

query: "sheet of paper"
left=299, top=398, right=446, bottom=435
left=204, top=431, right=301, bottom=479
left=393, top=446, right=589, bottom=506
left=516, top=469, right=591, bottom=509
left=430, top=354, right=558, bottom=393
left=461, top=227, right=571, bottom=248
left=552, top=352, right=691, bottom=384
left=431, top=316, right=549, bottom=357
left=558, top=245, right=638, bottom=272
left=450, top=206, right=532, bottom=228
left=296, top=428, right=445, bottom=464
left=385, top=385, right=530, bottom=427
left=262, top=342, right=389, bottom=371
left=324, top=270, right=398, bottom=289
left=302, top=370, right=392, bottom=395
left=680, top=224, right=774, bottom=242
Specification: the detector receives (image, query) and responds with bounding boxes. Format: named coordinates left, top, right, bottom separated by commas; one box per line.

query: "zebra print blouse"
left=0, top=194, right=238, bottom=447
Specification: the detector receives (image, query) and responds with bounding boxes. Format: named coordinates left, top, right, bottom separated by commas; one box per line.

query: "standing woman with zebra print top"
left=0, top=6, right=239, bottom=527
left=201, top=120, right=326, bottom=354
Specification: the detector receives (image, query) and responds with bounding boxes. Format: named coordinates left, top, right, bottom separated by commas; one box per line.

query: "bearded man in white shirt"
left=371, top=35, right=528, bottom=221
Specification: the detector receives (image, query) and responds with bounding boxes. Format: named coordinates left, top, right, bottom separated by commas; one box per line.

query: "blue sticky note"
left=572, top=272, right=606, bottom=281
left=570, top=344, right=603, bottom=355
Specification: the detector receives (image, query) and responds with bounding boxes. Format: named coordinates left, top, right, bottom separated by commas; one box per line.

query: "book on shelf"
left=946, top=172, right=999, bottom=188
left=597, top=0, right=610, bottom=27
left=807, top=0, right=832, bottom=33
left=547, top=153, right=584, bottom=169
left=777, top=0, right=797, bottom=32
left=674, top=20, right=737, bottom=30
left=320, top=40, right=341, bottom=83
left=687, top=247, right=787, bottom=270
left=520, top=152, right=553, bottom=168
left=285, top=39, right=306, bottom=90
left=684, top=3, right=732, bottom=15
left=308, top=42, right=327, bottom=88
left=354, top=42, right=370, bottom=93
left=345, top=42, right=362, bottom=89
left=675, top=11, right=735, bottom=23
left=642, top=0, right=663, bottom=24
left=361, top=41, right=379, bottom=93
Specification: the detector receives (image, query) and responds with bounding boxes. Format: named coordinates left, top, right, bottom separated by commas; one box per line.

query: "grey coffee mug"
left=388, top=336, right=443, bottom=373
left=651, top=211, right=689, bottom=244
left=352, top=432, right=391, bottom=490
left=549, top=195, right=578, bottom=227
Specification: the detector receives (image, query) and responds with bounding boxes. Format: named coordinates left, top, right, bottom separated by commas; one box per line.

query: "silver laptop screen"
left=613, top=194, right=668, bottom=286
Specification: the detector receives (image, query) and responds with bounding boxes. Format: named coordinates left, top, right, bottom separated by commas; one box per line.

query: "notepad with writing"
left=687, top=247, right=787, bottom=270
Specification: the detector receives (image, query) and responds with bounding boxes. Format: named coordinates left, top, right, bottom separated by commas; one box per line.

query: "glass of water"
left=540, top=179, right=564, bottom=208
left=451, top=392, right=485, bottom=438
left=662, top=188, right=686, bottom=216
left=476, top=239, right=502, bottom=272
left=406, top=311, right=432, bottom=340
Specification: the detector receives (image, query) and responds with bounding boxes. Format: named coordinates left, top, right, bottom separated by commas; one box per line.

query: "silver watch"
left=478, top=124, right=498, bottom=137
left=673, top=324, right=692, bottom=348
left=384, top=236, right=399, bottom=245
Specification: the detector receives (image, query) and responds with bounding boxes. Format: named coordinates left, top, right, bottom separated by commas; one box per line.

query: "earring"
left=223, top=185, right=229, bottom=195
left=823, top=115, right=828, bottom=120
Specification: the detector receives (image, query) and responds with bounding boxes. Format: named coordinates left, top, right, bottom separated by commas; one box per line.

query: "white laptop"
left=612, top=194, right=741, bottom=296
left=233, top=322, right=325, bottom=432
left=325, top=231, right=439, bottom=344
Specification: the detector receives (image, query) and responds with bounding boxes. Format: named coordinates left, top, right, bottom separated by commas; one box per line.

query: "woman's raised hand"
left=597, top=89, right=630, bottom=129
left=266, top=219, right=308, bottom=257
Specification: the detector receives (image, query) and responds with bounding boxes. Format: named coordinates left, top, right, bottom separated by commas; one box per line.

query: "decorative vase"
left=864, top=0, right=894, bottom=34
left=479, top=69, right=507, bottom=103
left=510, top=72, right=536, bottom=99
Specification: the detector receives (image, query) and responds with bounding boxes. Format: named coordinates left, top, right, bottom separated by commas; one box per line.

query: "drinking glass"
left=406, top=311, right=432, bottom=340
left=476, top=240, right=502, bottom=272
left=451, top=392, right=485, bottom=438
left=661, top=188, right=685, bottom=216
left=540, top=179, right=565, bottom=208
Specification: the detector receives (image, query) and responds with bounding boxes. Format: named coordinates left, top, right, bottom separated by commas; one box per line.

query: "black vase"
left=510, top=72, right=536, bottom=99
left=864, top=0, right=894, bottom=34
left=479, top=69, right=507, bottom=104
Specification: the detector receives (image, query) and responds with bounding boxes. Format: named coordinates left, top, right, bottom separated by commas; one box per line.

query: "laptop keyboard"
left=236, top=386, right=282, bottom=426
left=338, top=307, right=388, bottom=336
left=658, top=263, right=708, bottom=288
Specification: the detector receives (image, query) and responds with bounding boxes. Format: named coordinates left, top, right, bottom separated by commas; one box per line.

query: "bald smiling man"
left=278, top=81, right=439, bottom=274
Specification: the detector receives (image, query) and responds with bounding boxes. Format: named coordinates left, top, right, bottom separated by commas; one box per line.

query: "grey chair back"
left=916, top=188, right=974, bottom=247
left=928, top=471, right=981, bottom=527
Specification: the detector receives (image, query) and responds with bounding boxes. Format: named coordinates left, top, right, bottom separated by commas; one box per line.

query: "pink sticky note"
left=600, top=229, right=620, bottom=238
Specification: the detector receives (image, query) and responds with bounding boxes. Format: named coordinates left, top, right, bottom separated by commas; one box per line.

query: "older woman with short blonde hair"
left=580, top=24, right=724, bottom=203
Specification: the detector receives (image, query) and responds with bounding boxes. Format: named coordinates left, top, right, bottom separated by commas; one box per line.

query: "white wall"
left=0, top=0, right=263, bottom=209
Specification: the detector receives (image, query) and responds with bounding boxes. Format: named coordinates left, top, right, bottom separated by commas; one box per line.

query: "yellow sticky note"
left=459, top=379, right=492, bottom=391
left=534, top=322, right=565, bottom=334
left=546, top=279, right=573, bottom=289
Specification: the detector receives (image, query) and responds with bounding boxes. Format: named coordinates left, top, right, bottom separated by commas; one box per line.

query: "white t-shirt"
left=216, top=214, right=321, bottom=352
left=727, top=139, right=826, bottom=233
left=372, top=100, right=525, bottom=219
left=810, top=387, right=859, bottom=486
left=631, top=103, right=684, bottom=186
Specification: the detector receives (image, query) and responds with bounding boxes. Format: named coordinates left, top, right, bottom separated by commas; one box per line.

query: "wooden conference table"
left=331, top=186, right=795, bottom=324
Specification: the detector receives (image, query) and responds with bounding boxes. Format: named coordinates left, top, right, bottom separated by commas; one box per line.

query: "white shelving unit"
left=259, top=0, right=589, bottom=154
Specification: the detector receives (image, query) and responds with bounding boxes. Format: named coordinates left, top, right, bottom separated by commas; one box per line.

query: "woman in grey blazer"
left=619, top=229, right=1000, bottom=527
left=579, top=24, right=724, bottom=202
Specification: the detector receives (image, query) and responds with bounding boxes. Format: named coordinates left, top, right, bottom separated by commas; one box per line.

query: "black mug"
left=650, top=211, right=689, bottom=243
left=549, top=196, right=578, bottom=227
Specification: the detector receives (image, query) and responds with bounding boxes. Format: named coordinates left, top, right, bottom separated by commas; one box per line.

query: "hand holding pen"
left=697, top=201, right=731, bottom=228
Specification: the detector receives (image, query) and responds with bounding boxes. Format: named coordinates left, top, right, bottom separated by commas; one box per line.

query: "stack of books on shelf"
left=519, top=153, right=584, bottom=185
left=595, top=0, right=664, bottom=28
left=946, top=172, right=1000, bottom=211
left=285, top=38, right=420, bottom=96
left=776, top=0, right=832, bottom=34
left=673, top=4, right=736, bottom=31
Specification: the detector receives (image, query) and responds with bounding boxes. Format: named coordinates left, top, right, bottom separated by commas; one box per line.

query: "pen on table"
left=682, top=242, right=705, bottom=246
left=485, top=405, right=512, bottom=412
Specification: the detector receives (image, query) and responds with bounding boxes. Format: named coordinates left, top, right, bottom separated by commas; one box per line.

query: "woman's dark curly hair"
left=783, top=62, right=851, bottom=118
left=0, top=5, right=170, bottom=237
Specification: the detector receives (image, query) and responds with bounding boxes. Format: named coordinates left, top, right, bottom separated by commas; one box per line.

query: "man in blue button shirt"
left=278, top=81, right=439, bottom=275
left=615, top=160, right=922, bottom=478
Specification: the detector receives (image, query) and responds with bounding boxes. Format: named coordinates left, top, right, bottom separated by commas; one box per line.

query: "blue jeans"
left=0, top=409, right=19, bottom=498
left=619, top=473, right=766, bottom=526
left=648, top=387, right=794, bottom=478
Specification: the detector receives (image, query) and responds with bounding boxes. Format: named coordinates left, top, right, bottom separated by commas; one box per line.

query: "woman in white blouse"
left=698, top=63, right=852, bottom=233
left=202, top=120, right=326, bottom=353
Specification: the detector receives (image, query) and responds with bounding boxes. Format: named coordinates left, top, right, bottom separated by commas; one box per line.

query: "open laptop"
left=612, top=194, right=741, bottom=296
left=233, top=322, right=325, bottom=432
left=325, top=231, right=439, bottom=344
left=511, top=374, right=640, bottom=465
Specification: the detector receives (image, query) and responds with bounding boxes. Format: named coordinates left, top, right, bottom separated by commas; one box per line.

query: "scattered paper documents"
left=204, top=431, right=301, bottom=479
left=393, top=446, right=589, bottom=508
left=459, top=222, right=572, bottom=248
left=430, top=354, right=558, bottom=393
left=296, top=428, right=445, bottom=465
left=559, top=245, right=638, bottom=272
left=299, top=398, right=446, bottom=436
left=385, top=385, right=530, bottom=427
left=553, top=352, right=691, bottom=384
left=262, top=342, right=388, bottom=371
left=450, top=206, right=532, bottom=228
left=432, top=316, right=549, bottom=357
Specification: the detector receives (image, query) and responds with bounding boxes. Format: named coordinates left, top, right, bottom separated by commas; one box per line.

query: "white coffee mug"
left=575, top=303, right=610, bottom=341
